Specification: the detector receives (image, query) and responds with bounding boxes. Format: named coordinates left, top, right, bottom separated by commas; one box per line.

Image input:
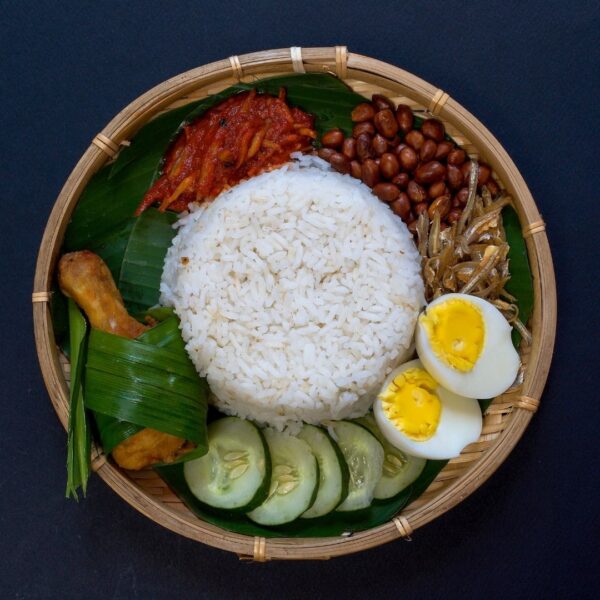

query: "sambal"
left=136, top=89, right=316, bottom=214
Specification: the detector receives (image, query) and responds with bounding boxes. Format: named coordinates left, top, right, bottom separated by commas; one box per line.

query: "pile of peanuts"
left=317, top=94, right=499, bottom=233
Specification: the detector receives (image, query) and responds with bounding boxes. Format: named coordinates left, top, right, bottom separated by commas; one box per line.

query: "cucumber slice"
left=247, top=430, right=318, bottom=526
left=298, top=425, right=349, bottom=518
left=356, top=414, right=427, bottom=500
left=329, top=421, right=384, bottom=512
left=183, top=417, right=270, bottom=513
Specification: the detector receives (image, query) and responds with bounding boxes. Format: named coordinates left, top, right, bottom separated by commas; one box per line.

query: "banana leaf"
left=65, top=94, right=210, bottom=257
left=85, top=328, right=207, bottom=446
left=118, top=208, right=178, bottom=314
left=145, top=305, right=176, bottom=321
left=89, top=218, right=137, bottom=283
left=503, top=206, right=534, bottom=346
left=65, top=300, right=91, bottom=499
left=137, top=315, right=186, bottom=353
left=108, top=101, right=210, bottom=181
left=91, top=315, right=187, bottom=454
left=156, top=450, right=446, bottom=538
left=63, top=165, right=146, bottom=265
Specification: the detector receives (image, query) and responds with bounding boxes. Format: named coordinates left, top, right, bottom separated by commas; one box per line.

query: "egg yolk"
left=379, top=368, right=442, bottom=441
left=420, top=298, right=485, bottom=372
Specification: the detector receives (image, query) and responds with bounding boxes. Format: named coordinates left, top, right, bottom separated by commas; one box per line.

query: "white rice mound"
left=160, top=156, right=424, bottom=431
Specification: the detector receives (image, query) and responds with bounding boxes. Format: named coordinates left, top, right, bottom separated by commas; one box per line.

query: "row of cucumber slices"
left=183, top=414, right=426, bottom=526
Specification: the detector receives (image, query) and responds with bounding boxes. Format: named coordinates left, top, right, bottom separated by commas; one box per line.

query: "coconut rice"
left=160, top=157, right=424, bottom=430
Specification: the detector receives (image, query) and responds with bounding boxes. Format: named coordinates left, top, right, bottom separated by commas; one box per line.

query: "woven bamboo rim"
left=33, top=47, right=556, bottom=560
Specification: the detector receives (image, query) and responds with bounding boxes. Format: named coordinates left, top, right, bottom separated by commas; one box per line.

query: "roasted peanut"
left=407, top=180, right=427, bottom=203
left=353, top=121, right=375, bottom=137
left=478, top=163, right=491, bottom=185
left=405, top=130, right=425, bottom=151
left=414, top=161, right=446, bottom=184
left=435, top=141, right=454, bottom=160
left=456, top=187, right=470, bottom=206
left=329, top=152, right=350, bottom=174
left=461, top=161, right=489, bottom=186
left=371, top=94, right=395, bottom=112
left=350, top=160, right=362, bottom=179
left=388, top=135, right=401, bottom=148
left=321, top=128, right=344, bottom=149
left=351, top=103, right=375, bottom=122
left=390, top=194, right=411, bottom=220
left=428, top=194, right=451, bottom=219
left=344, top=99, right=505, bottom=231
left=371, top=134, right=388, bottom=156
left=413, top=201, right=429, bottom=215
left=373, top=182, right=400, bottom=203
left=394, top=142, right=408, bottom=156
left=395, top=104, right=414, bottom=133
left=373, top=109, right=399, bottom=138
left=361, top=159, right=380, bottom=187
left=356, top=133, right=373, bottom=160
left=420, top=139, right=437, bottom=162
left=460, top=162, right=472, bottom=184
left=407, top=220, right=419, bottom=234
left=379, top=153, right=400, bottom=179
left=342, top=137, right=357, bottom=160
left=447, top=164, right=463, bottom=189
left=392, top=172, right=410, bottom=189
left=421, top=118, right=445, bottom=142
left=317, top=147, right=335, bottom=161
left=399, top=146, right=418, bottom=171
left=428, top=181, right=448, bottom=199
left=447, top=148, right=466, bottom=166
left=447, top=208, right=462, bottom=224
left=485, top=177, right=500, bottom=197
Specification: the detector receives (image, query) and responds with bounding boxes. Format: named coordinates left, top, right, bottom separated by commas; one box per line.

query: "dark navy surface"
left=1, top=1, right=598, bottom=598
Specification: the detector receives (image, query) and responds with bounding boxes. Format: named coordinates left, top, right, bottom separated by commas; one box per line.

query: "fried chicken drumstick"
left=58, top=250, right=186, bottom=470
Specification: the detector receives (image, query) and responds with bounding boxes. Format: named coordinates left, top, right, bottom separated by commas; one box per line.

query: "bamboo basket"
left=33, top=47, right=556, bottom=561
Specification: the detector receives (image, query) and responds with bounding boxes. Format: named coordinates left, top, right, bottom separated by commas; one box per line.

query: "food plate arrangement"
left=33, top=47, right=556, bottom=560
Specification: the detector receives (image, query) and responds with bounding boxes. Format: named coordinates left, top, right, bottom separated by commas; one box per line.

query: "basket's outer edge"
left=33, top=47, right=556, bottom=560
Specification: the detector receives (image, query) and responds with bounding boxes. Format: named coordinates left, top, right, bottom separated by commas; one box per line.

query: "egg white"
left=373, top=359, right=482, bottom=460
left=415, top=293, right=520, bottom=399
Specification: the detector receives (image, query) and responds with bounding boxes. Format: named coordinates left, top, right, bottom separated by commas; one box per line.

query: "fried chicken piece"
left=58, top=250, right=186, bottom=470
left=58, top=250, right=147, bottom=339
left=111, top=429, right=185, bottom=471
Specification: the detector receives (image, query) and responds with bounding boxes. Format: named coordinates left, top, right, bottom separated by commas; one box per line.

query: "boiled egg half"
left=416, top=293, right=520, bottom=400
left=374, top=359, right=482, bottom=460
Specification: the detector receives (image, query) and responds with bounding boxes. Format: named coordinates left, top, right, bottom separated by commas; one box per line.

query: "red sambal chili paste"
left=135, top=89, right=316, bottom=214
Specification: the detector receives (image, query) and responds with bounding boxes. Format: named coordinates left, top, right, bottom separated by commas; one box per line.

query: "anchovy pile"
left=416, top=161, right=532, bottom=345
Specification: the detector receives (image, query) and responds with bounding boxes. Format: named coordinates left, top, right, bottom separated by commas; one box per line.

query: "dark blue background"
left=1, top=1, right=598, bottom=598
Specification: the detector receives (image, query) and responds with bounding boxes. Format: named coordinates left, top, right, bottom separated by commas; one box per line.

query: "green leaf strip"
left=65, top=300, right=91, bottom=499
